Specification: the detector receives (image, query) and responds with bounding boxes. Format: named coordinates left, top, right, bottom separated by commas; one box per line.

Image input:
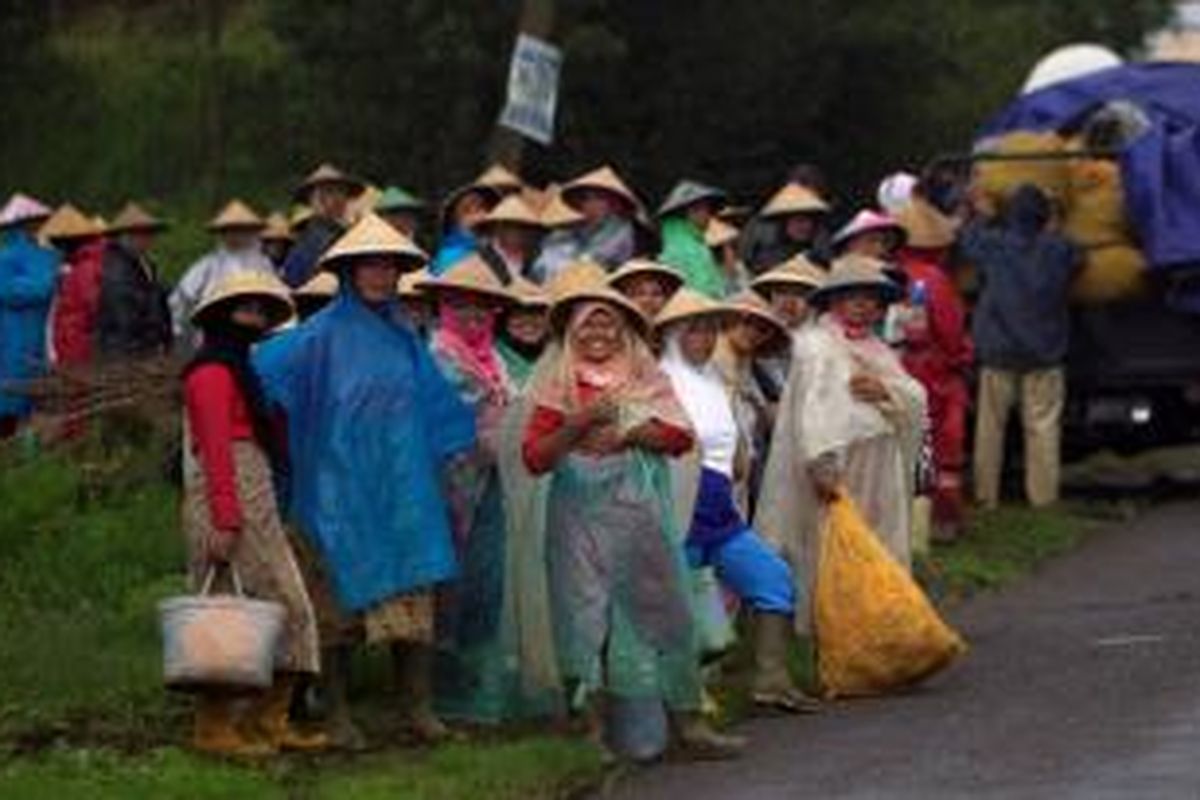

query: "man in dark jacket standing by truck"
left=961, top=183, right=1081, bottom=509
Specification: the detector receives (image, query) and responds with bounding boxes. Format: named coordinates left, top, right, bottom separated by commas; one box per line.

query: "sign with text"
left=499, top=33, right=562, bottom=146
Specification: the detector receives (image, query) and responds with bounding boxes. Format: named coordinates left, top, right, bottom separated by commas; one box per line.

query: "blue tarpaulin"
left=979, top=62, right=1200, bottom=272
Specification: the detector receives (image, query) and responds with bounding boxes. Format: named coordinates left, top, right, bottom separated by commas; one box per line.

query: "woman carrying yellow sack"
left=756, top=255, right=963, bottom=695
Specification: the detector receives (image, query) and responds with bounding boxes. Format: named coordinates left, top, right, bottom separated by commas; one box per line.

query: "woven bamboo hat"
left=656, top=180, right=727, bottom=218
left=0, top=193, right=52, bottom=228
left=318, top=213, right=428, bottom=272
left=41, top=203, right=103, bottom=242
left=191, top=269, right=295, bottom=328
left=895, top=196, right=958, bottom=249
left=809, top=254, right=903, bottom=309
left=397, top=267, right=431, bottom=300
left=759, top=182, right=831, bottom=219
left=722, top=289, right=790, bottom=352
left=261, top=211, right=294, bottom=243
left=207, top=199, right=266, bottom=232
left=474, top=194, right=546, bottom=233
left=417, top=255, right=513, bottom=305
left=608, top=258, right=684, bottom=293
left=295, top=271, right=338, bottom=299
left=717, top=204, right=753, bottom=225
left=293, top=163, right=366, bottom=202
left=547, top=260, right=648, bottom=336
left=750, top=256, right=827, bottom=294
left=654, top=287, right=729, bottom=330
left=562, top=165, right=644, bottom=216
left=504, top=275, right=551, bottom=309
left=109, top=201, right=168, bottom=234
left=375, top=186, right=426, bottom=214
left=475, top=163, right=524, bottom=194
left=439, top=180, right=503, bottom=232
left=539, top=186, right=586, bottom=228
left=704, top=217, right=740, bottom=249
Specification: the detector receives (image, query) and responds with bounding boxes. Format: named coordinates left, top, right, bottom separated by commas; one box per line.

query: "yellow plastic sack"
left=973, top=131, right=1071, bottom=207
left=814, top=495, right=967, bottom=699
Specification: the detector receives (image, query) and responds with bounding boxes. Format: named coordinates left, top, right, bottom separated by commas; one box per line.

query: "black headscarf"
left=182, top=315, right=283, bottom=472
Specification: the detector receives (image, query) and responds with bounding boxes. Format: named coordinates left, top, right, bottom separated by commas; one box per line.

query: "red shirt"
left=185, top=363, right=256, bottom=531
left=898, top=247, right=974, bottom=382
left=51, top=239, right=106, bottom=366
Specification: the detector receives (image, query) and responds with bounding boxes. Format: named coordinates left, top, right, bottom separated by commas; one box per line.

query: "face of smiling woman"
left=571, top=305, right=625, bottom=364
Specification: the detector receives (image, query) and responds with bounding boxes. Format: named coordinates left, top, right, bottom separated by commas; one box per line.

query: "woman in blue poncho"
left=255, top=213, right=476, bottom=748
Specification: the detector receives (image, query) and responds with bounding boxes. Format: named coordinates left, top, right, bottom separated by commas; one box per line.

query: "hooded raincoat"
left=253, top=289, right=476, bottom=615
left=0, top=229, right=59, bottom=419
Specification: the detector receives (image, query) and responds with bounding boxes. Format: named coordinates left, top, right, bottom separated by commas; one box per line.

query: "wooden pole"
left=488, top=0, right=556, bottom=174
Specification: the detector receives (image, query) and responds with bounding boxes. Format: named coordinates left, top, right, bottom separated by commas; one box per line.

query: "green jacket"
left=658, top=217, right=726, bottom=299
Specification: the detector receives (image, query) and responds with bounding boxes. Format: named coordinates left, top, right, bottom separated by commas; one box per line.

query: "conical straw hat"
left=505, top=275, right=551, bottom=309
left=0, top=193, right=52, bottom=228
left=207, top=199, right=265, bottom=232
left=722, top=289, right=790, bottom=352
left=751, top=256, right=827, bottom=294
left=474, top=194, right=546, bottom=232
left=895, top=196, right=958, bottom=249
left=547, top=260, right=648, bottom=336
left=809, top=254, right=903, bottom=309
left=318, top=213, right=428, bottom=272
left=191, top=269, right=295, bottom=328
left=654, top=286, right=729, bottom=330
left=759, top=182, right=831, bottom=219
left=346, top=184, right=382, bottom=224
left=704, top=217, right=740, bottom=249
left=41, top=203, right=103, bottom=242
left=717, top=204, right=753, bottom=225
left=439, top=181, right=503, bottom=232
left=608, top=259, right=684, bottom=292
left=261, top=211, right=294, bottom=242
left=562, top=165, right=643, bottom=214
left=397, top=267, right=431, bottom=299
left=656, top=180, right=727, bottom=218
left=375, top=186, right=426, bottom=214
left=831, top=208, right=907, bottom=251
left=539, top=186, right=586, bottom=228
left=293, top=162, right=366, bottom=202
left=294, top=270, right=339, bottom=298
left=417, top=255, right=512, bottom=304
left=476, top=163, right=524, bottom=193
left=108, top=201, right=167, bottom=234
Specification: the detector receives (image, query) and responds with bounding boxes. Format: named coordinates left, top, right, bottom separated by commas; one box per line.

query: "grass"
left=0, top=431, right=1105, bottom=797
left=916, top=503, right=1096, bottom=602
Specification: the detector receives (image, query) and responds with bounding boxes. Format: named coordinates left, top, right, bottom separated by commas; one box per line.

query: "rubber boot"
left=669, top=711, right=746, bottom=761
left=394, top=642, right=451, bottom=743
left=751, top=612, right=821, bottom=714
left=253, top=673, right=331, bottom=753
left=323, top=646, right=367, bottom=751
left=193, top=692, right=276, bottom=759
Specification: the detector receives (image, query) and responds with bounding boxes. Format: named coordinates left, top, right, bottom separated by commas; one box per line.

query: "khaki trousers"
left=973, top=367, right=1064, bottom=509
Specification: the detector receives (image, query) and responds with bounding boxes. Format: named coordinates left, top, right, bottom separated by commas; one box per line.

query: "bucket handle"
left=200, top=562, right=245, bottom=598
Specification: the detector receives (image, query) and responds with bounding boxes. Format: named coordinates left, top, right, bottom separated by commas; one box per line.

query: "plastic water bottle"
left=906, top=279, right=929, bottom=341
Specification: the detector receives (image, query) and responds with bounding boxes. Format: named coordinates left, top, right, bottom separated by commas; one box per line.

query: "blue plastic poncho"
left=0, top=229, right=59, bottom=418
left=253, top=289, right=476, bottom=612
left=979, top=62, right=1200, bottom=272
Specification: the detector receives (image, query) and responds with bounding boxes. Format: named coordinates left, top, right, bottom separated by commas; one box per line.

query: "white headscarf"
left=659, top=327, right=738, bottom=476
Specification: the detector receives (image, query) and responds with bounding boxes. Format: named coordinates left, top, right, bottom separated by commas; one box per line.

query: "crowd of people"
left=0, top=157, right=1081, bottom=761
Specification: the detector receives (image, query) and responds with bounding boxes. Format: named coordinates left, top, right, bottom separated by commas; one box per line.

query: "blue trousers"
left=687, top=527, right=795, bottom=616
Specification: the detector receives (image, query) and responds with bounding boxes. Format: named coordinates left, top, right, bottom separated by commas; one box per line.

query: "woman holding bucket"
left=181, top=270, right=326, bottom=757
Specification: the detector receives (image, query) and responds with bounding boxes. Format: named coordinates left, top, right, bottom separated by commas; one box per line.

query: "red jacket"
left=51, top=238, right=106, bottom=366
left=185, top=363, right=256, bottom=531
left=898, top=246, right=973, bottom=386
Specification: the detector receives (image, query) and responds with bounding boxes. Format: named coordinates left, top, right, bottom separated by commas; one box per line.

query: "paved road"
left=605, top=501, right=1200, bottom=799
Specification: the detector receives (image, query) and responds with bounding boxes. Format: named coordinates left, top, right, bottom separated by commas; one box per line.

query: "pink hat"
left=831, top=209, right=907, bottom=252
left=0, top=193, right=52, bottom=228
